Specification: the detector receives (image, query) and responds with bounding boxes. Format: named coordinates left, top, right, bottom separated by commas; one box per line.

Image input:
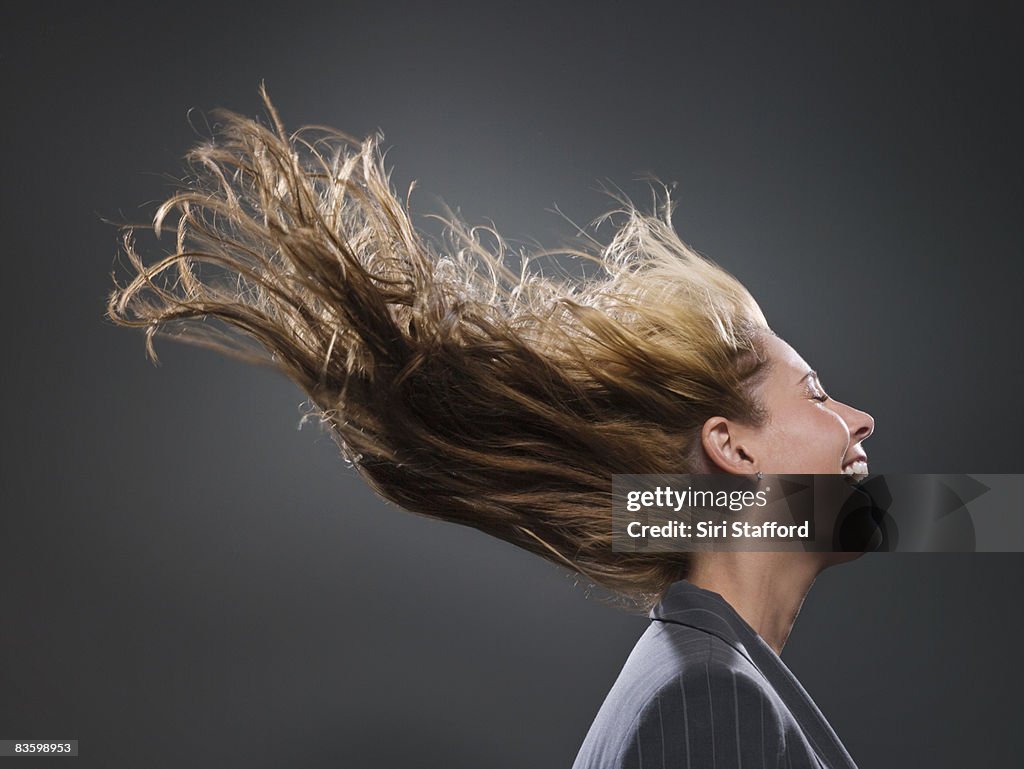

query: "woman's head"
left=699, top=332, right=875, bottom=478
left=105, top=87, right=865, bottom=611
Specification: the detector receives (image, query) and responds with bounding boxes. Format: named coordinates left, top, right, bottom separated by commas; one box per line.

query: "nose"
left=840, top=402, right=875, bottom=444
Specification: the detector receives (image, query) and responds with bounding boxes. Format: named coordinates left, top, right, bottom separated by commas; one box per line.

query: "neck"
left=685, top=552, right=824, bottom=655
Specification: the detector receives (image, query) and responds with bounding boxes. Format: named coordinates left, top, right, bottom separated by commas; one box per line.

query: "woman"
left=106, top=87, right=874, bottom=768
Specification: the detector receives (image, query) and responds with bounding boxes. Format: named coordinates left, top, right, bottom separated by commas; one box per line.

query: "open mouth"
left=841, top=459, right=869, bottom=482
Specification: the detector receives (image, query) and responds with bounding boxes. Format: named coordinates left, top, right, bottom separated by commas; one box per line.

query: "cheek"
left=770, top=406, right=850, bottom=471
left=811, top=407, right=851, bottom=464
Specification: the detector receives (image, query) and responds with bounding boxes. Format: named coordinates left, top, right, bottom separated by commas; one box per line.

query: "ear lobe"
left=701, top=417, right=757, bottom=475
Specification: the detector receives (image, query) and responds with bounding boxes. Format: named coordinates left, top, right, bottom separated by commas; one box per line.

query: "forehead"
left=763, top=333, right=812, bottom=380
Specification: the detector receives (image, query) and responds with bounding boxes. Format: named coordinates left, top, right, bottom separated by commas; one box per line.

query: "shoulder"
left=626, top=630, right=788, bottom=765
left=573, top=622, right=789, bottom=769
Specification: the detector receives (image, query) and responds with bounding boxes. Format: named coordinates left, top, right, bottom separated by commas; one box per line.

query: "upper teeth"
left=842, top=460, right=869, bottom=476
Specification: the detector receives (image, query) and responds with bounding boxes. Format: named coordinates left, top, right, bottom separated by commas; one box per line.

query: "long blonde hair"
left=106, top=85, right=773, bottom=612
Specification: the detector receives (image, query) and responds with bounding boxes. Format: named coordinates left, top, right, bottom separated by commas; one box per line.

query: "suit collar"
left=649, top=578, right=761, bottom=664
left=649, top=579, right=859, bottom=769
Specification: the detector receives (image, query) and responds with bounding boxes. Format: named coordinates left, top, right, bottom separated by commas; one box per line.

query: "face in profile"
left=701, top=332, right=877, bottom=562
left=752, top=333, right=875, bottom=477
left=704, top=332, right=875, bottom=478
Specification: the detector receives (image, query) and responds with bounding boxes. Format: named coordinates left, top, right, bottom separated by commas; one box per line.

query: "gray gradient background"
left=2, top=2, right=1022, bottom=768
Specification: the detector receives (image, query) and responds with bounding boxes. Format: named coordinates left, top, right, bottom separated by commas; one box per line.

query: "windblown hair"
left=106, top=86, right=774, bottom=612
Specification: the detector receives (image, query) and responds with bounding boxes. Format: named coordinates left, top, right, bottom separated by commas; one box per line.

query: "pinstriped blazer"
left=571, top=580, right=859, bottom=769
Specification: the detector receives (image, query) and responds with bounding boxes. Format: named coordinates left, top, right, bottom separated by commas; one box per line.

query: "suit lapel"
left=649, top=580, right=858, bottom=769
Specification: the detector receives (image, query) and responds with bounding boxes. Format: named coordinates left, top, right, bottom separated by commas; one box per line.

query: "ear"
left=700, top=416, right=759, bottom=475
